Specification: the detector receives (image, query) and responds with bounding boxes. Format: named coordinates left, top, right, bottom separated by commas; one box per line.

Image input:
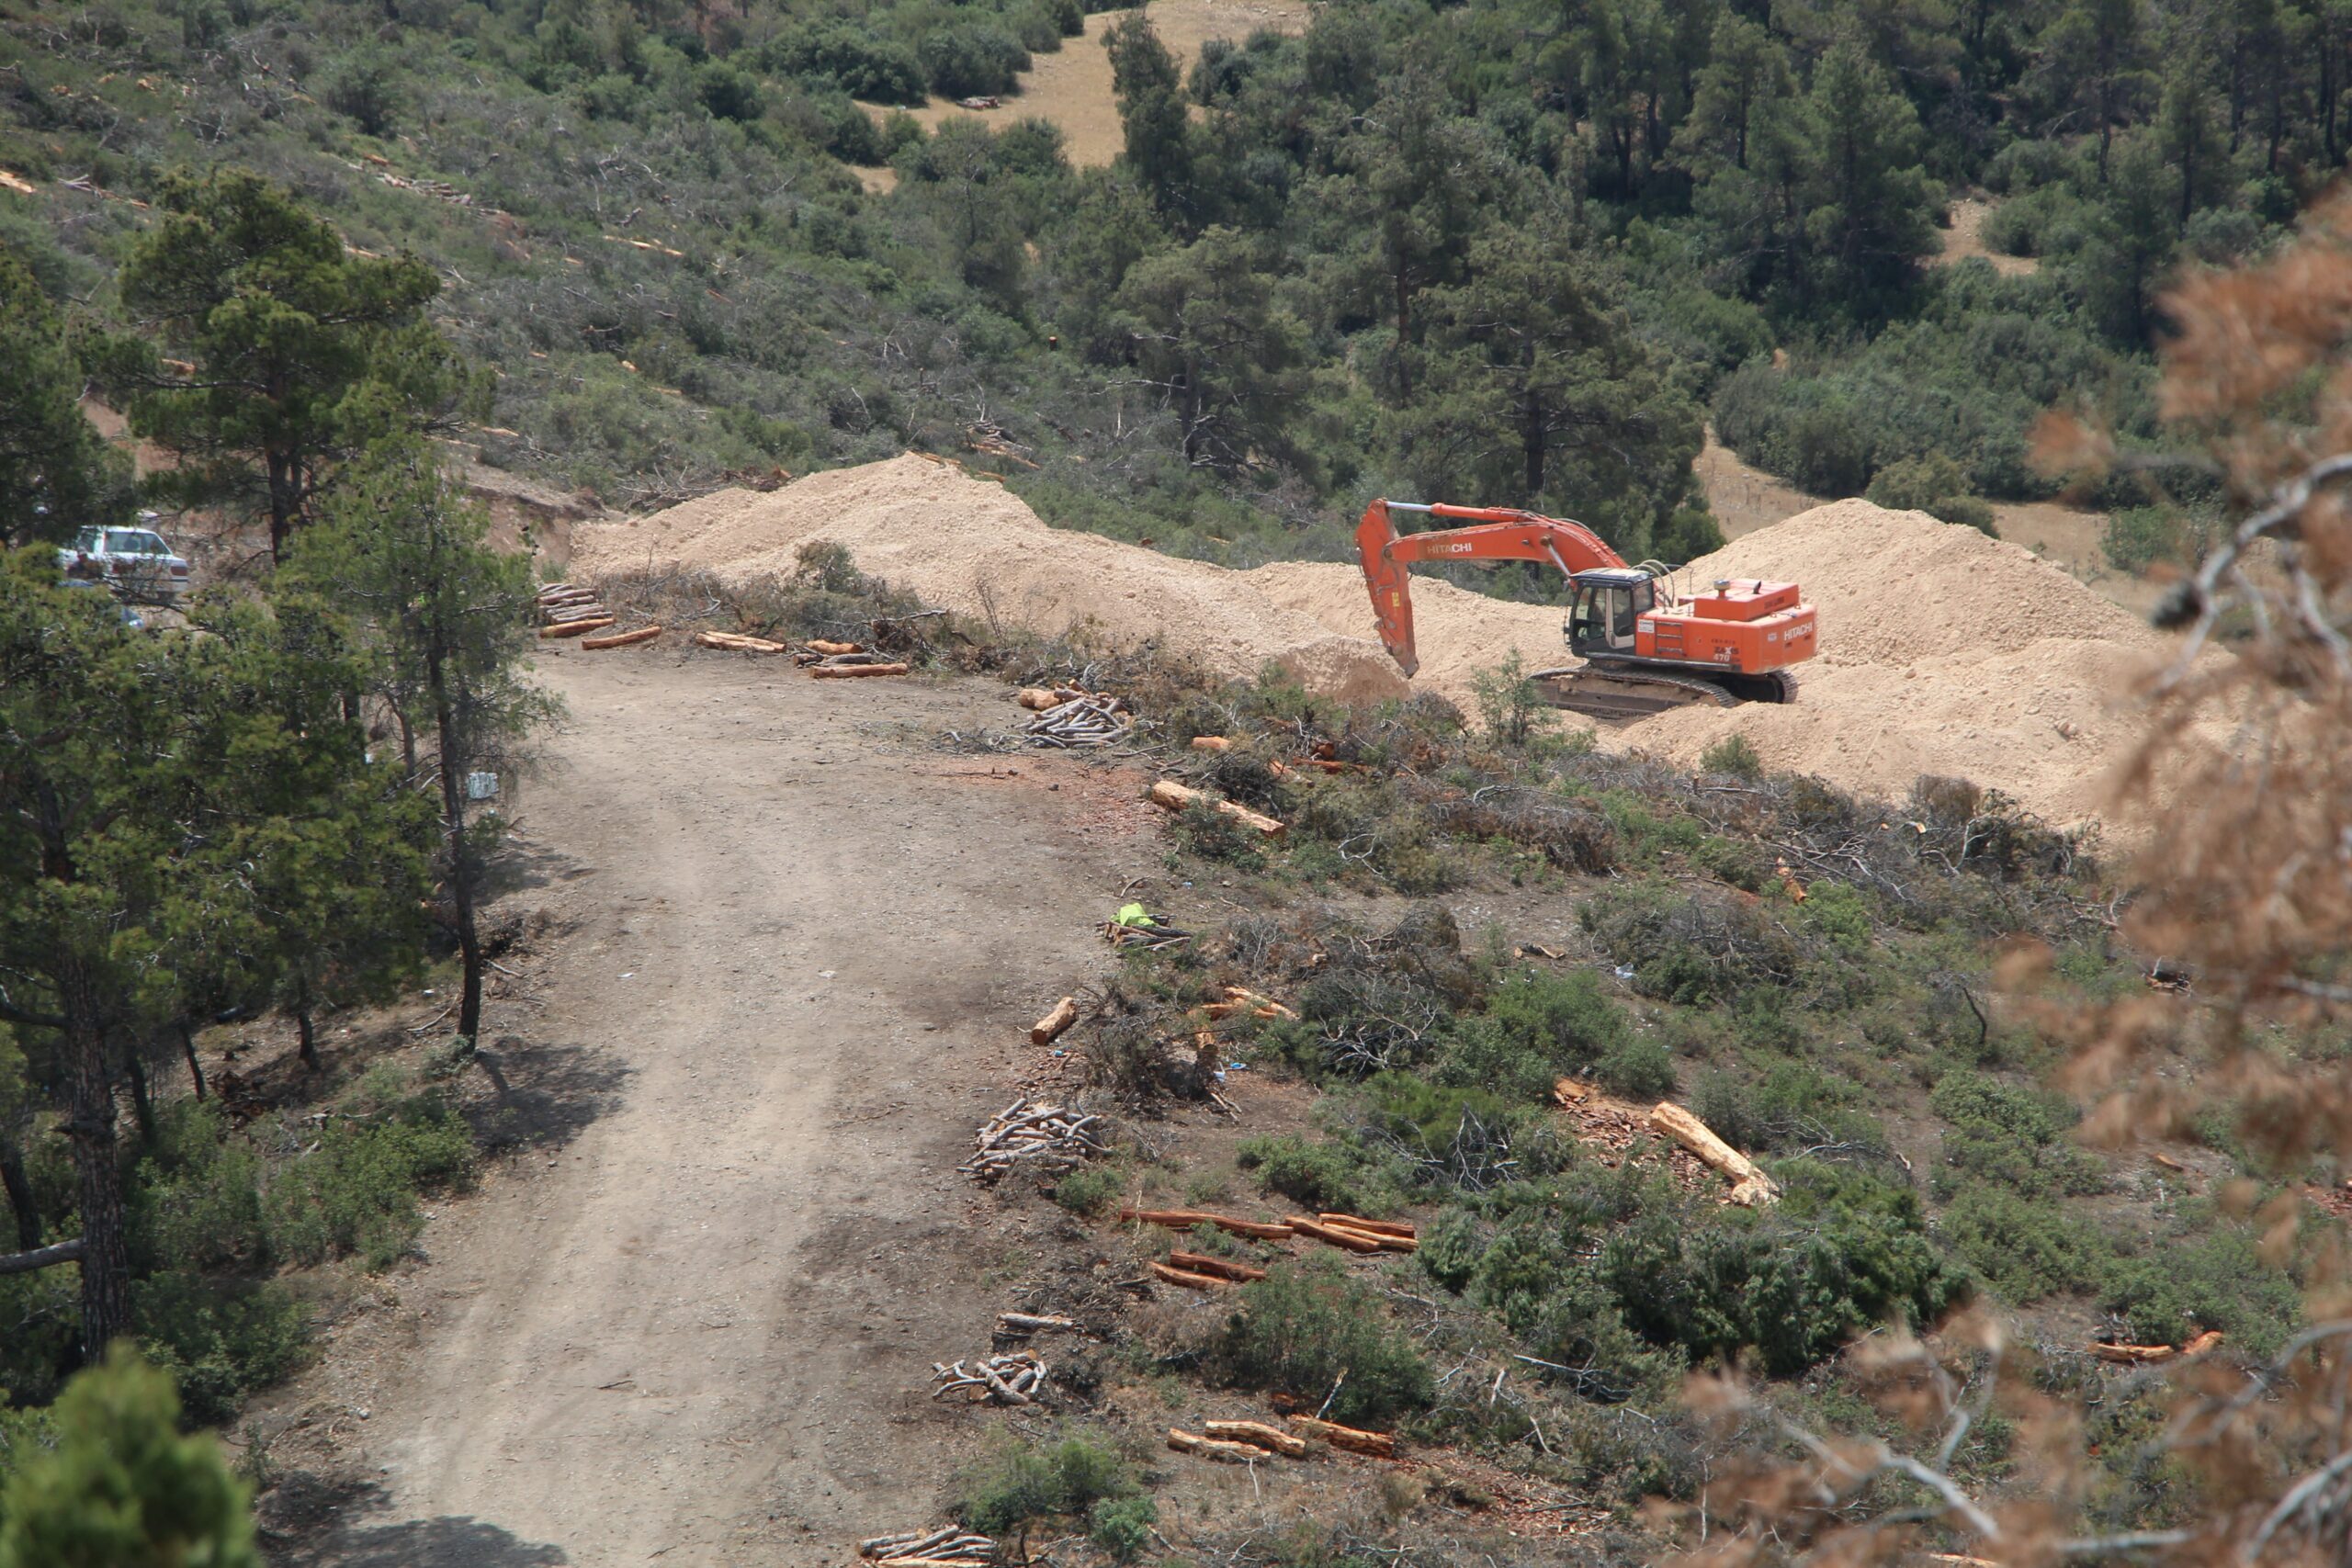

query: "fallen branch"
left=961, top=1099, right=1107, bottom=1181
left=2092, top=1330, right=2222, bottom=1365
left=858, top=1528, right=999, bottom=1564
left=581, top=625, right=662, bottom=650
left=0, top=1237, right=85, bottom=1277
left=1648, top=1100, right=1781, bottom=1206
left=693, top=630, right=787, bottom=654
left=931, top=1351, right=1046, bottom=1405
left=1286, top=1416, right=1396, bottom=1458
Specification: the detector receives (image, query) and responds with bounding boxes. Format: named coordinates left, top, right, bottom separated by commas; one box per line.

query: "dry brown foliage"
left=1682, top=189, right=2352, bottom=1568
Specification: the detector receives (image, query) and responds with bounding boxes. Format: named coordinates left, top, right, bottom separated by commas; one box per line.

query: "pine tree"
left=1107, top=15, right=1192, bottom=220
left=90, top=170, right=484, bottom=561
left=283, top=432, right=553, bottom=1046
left=1112, top=228, right=1309, bottom=474
left=0, top=252, right=130, bottom=547
left=0, top=1346, right=256, bottom=1568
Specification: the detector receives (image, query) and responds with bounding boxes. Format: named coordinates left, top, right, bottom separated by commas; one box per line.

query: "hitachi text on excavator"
left=1356, top=500, right=1819, bottom=720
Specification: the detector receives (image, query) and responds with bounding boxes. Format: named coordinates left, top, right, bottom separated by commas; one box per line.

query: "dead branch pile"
left=1102, top=919, right=1192, bottom=952
left=1552, top=1078, right=1717, bottom=1192
left=959, top=1099, right=1107, bottom=1181
left=932, top=1350, right=1046, bottom=1404
left=858, top=1528, right=999, bottom=1567
left=1025, top=695, right=1131, bottom=749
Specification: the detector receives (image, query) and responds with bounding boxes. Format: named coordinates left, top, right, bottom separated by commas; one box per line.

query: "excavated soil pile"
left=569, top=456, right=1409, bottom=703
left=582, top=461, right=2173, bottom=826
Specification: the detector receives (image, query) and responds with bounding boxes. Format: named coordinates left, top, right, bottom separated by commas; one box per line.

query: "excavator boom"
left=1355, top=497, right=1819, bottom=716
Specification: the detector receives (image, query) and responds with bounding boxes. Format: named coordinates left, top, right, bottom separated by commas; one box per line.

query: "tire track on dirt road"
left=287, top=651, right=1148, bottom=1567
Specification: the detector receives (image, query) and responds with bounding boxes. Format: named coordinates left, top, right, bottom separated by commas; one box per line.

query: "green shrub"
left=1470, top=651, right=1549, bottom=747
left=1447, top=968, right=1632, bottom=1099
left=264, top=1104, right=475, bottom=1269
left=1930, top=1071, right=2106, bottom=1199
left=131, top=1274, right=310, bottom=1427
left=1690, top=1063, right=1886, bottom=1157
left=1937, top=1182, right=2106, bottom=1302
left=2098, top=1218, right=2301, bottom=1357
left=1592, top=1034, right=1676, bottom=1100
left=1238, top=1134, right=1370, bottom=1213
left=1362, top=1073, right=1563, bottom=1187
left=760, top=24, right=928, bottom=105
left=1089, top=1495, right=1158, bottom=1562
left=953, top=1434, right=1138, bottom=1536
left=1216, top=1259, right=1433, bottom=1424
left=1699, top=733, right=1761, bottom=780
left=918, top=24, right=1032, bottom=98
left=1800, top=880, right=1874, bottom=954
left=130, top=1100, right=266, bottom=1274
left=1051, top=1167, right=1121, bottom=1217
left=1865, top=451, right=1997, bottom=535
left=2104, top=505, right=2212, bottom=572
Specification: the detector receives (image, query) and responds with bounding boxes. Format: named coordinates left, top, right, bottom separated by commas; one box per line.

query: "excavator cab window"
left=1570, top=577, right=1651, bottom=656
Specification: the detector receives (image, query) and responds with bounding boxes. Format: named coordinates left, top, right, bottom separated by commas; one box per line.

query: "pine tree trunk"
left=64, top=1011, right=132, bottom=1355
left=433, top=673, right=486, bottom=1043
left=297, top=998, right=319, bottom=1071
left=178, top=1021, right=206, bottom=1100
left=0, top=1134, right=37, bottom=1251
left=125, top=1050, right=154, bottom=1148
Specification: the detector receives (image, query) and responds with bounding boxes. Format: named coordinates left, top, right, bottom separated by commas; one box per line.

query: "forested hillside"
left=5, top=0, right=2341, bottom=575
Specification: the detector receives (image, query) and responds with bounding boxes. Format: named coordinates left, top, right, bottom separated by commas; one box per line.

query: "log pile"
left=959, top=1099, right=1107, bottom=1181
left=1166, top=1415, right=1396, bottom=1465
left=932, top=1350, right=1047, bottom=1404
left=858, top=1529, right=999, bottom=1568
left=1147, top=779, right=1284, bottom=838
left=1025, top=695, right=1131, bottom=749
left=537, top=581, right=616, bottom=639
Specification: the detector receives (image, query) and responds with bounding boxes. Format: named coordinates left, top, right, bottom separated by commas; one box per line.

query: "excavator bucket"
left=1354, top=501, right=1419, bottom=676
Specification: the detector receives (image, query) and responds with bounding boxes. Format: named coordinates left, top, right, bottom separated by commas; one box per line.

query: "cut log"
left=1168, top=1251, right=1268, bottom=1283
left=581, top=625, right=662, bottom=649
left=693, top=630, right=787, bottom=654
left=811, top=662, right=910, bottom=679
left=1016, top=687, right=1061, bottom=710
left=1203, top=1419, right=1306, bottom=1457
left=1115, top=1207, right=1295, bottom=1241
left=1190, top=736, right=1232, bottom=752
left=2184, top=1329, right=2225, bottom=1356
left=997, top=1313, right=1078, bottom=1333
left=1150, top=1260, right=1232, bottom=1292
left=1146, top=780, right=1284, bottom=839
left=1167, top=1428, right=1269, bottom=1464
left=1224, top=987, right=1296, bottom=1020
left=1326, top=1224, right=1417, bottom=1254
left=1286, top=1416, right=1395, bottom=1458
left=1552, top=1077, right=1594, bottom=1105
left=1285, top=1216, right=1384, bottom=1255
left=1318, top=1214, right=1414, bottom=1240
left=540, top=617, right=616, bottom=639
left=1648, top=1100, right=1781, bottom=1207
left=2091, top=1341, right=2179, bottom=1365
left=807, top=638, right=864, bottom=656
left=2150, top=1151, right=2189, bottom=1173
left=1029, top=996, right=1079, bottom=1045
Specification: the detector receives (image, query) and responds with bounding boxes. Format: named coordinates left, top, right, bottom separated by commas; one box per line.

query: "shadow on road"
left=469, top=1035, right=632, bottom=1154
left=282, top=1515, right=571, bottom=1567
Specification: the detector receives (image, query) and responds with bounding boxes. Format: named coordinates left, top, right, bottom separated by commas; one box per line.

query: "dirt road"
left=282, top=650, right=1154, bottom=1567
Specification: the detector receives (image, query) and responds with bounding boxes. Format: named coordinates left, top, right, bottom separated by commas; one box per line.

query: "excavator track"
left=1529, top=663, right=1798, bottom=721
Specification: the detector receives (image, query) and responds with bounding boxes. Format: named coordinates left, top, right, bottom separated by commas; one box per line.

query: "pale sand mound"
left=580, top=462, right=2176, bottom=828
left=569, top=457, right=1409, bottom=705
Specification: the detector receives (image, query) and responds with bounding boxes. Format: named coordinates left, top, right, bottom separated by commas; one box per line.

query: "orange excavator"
left=1356, top=499, right=1818, bottom=719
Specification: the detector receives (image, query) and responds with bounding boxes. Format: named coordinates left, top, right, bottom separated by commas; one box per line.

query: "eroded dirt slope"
left=276, top=649, right=1158, bottom=1567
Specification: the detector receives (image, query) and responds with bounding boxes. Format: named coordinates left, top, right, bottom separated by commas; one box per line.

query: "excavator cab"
left=1567, top=569, right=1657, bottom=658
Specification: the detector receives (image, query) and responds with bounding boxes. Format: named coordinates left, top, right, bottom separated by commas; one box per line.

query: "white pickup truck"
left=57, top=525, right=192, bottom=604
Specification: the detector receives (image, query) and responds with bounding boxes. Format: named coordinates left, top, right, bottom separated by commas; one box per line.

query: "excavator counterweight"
left=1356, top=499, right=1819, bottom=720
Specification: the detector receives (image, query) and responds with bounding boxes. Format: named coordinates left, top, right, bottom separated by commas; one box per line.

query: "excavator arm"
left=1355, top=499, right=1633, bottom=676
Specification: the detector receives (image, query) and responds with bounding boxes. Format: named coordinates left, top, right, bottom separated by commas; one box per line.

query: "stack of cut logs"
left=931, top=1350, right=1046, bottom=1404
left=537, top=583, right=660, bottom=649
left=1120, top=1209, right=1418, bottom=1286
left=797, top=639, right=908, bottom=679
left=858, top=1529, right=998, bottom=1567
left=1167, top=1416, right=1395, bottom=1464
left=959, top=1099, right=1106, bottom=1181
left=1023, top=694, right=1131, bottom=749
